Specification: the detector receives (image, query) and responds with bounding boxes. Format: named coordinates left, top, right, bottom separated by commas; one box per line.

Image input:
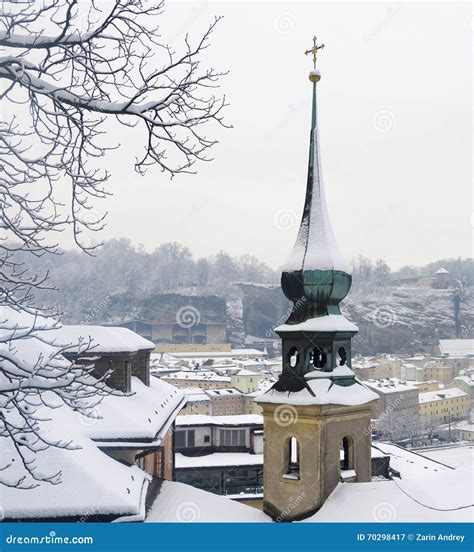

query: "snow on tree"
left=0, top=0, right=225, bottom=487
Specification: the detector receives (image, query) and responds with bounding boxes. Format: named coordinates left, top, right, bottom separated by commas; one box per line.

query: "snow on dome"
left=276, top=314, right=357, bottom=334
left=436, top=267, right=449, bottom=274
left=309, top=68, right=321, bottom=82
left=255, top=378, right=378, bottom=406
left=282, top=88, right=350, bottom=275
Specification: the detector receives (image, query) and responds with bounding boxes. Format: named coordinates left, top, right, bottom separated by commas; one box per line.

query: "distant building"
left=206, top=388, right=245, bottom=416
left=180, top=387, right=212, bottom=416
left=453, top=421, right=474, bottom=441
left=413, top=380, right=441, bottom=393
left=419, top=388, right=470, bottom=423
left=432, top=339, right=474, bottom=367
left=363, top=379, right=419, bottom=419
left=231, top=369, right=265, bottom=394
left=161, top=370, right=231, bottom=390
left=447, top=374, right=474, bottom=407
left=433, top=267, right=451, bottom=289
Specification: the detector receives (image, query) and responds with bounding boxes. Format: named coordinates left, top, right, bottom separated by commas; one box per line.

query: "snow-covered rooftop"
left=452, top=375, right=474, bottom=387
left=364, top=378, right=419, bottom=394
left=372, top=443, right=451, bottom=479
left=206, top=388, right=243, bottom=397
left=176, top=452, right=264, bottom=469
left=304, top=467, right=473, bottom=523
left=1, top=397, right=149, bottom=521
left=438, top=339, right=474, bottom=358
left=49, top=325, right=155, bottom=354
left=234, top=369, right=262, bottom=377
left=167, top=349, right=266, bottom=359
left=78, top=376, right=185, bottom=444
left=162, top=370, right=231, bottom=382
left=176, top=414, right=263, bottom=427
left=419, top=388, right=469, bottom=404
left=145, top=481, right=270, bottom=522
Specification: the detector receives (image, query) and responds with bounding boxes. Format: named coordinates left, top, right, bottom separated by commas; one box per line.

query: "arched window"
left=283, top=436, right=300, bottom=480
left=340, top=436, right=354, bottom=471
left=338, top=346, right=347, bottom=366
left=310, top=346, right=326, bottom=369
left=287, top=347, right=299, bottom=370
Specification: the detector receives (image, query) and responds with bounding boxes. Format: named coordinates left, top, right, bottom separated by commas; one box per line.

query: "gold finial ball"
left=309, top=69, right=321, bottom=83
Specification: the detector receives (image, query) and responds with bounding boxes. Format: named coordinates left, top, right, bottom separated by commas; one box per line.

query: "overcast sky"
left=93, top=1, right=472, bottom=270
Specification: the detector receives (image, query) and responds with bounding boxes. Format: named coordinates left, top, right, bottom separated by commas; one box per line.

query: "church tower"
left=256, top=37, right=378, bottom=522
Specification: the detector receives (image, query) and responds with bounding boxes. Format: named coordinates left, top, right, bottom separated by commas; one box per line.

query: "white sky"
left=92, top=1, right=472, bottom=269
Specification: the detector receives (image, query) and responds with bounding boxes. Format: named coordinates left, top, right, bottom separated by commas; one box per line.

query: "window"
left=338, top=347, right=347, bottom=366
left=175, top=429, right=195, bottom=448
left=310, top=346, right=326, bottom=369
left=288, top=347, right=299, bottom=369
left=340, top=436, right=354, bottom=471
left=220, top=429, right=246, bottom=447
left=283, top=437, right=300, bottom=479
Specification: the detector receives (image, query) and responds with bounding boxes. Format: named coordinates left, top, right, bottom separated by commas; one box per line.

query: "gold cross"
left=305, top=35, right=325, bottom=68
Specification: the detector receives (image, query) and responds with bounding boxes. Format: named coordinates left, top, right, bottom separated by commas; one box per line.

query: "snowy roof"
left=176, top=414, right=263, bottom=427
left=206, top=388, right=243, bottom=397
left=436, top=267, right=449, bottom=274
left=183, top=387, right=211, bottom=402
left=304, top=467, right=473, bottom=523
left=452, top=375, right=474, bottom=387
left=0, top=398, right=149, bottom=521
left=245, top=379, right=276, bottom=398
left=438, top=339, right=474, bottom=358
left=276, top=314, right=358, bottom=334
left=255, top=378, right=378, bottom=407
left=49, top=325, right=155, bottom=354
left=78, top=377, right=185, bottom=444
left=176, top=452, right=264, bottom=469
left=372, top=443, right=451, bottom=479
left=162, top=370, right=230, bottom=382
left=422, top=444, right=474, bottom=469
left=364, top=378, right=419, bottom=394
left=167, top=349, right=266, bottom=359
left=234, top=369, right=262, bottom=377
left=145, top=481, right=270, bottom=522
left=419, top=388, right=468, bottom=404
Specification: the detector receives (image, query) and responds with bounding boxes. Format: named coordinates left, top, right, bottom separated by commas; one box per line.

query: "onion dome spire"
left=281, top=37, right=351, bottom=324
